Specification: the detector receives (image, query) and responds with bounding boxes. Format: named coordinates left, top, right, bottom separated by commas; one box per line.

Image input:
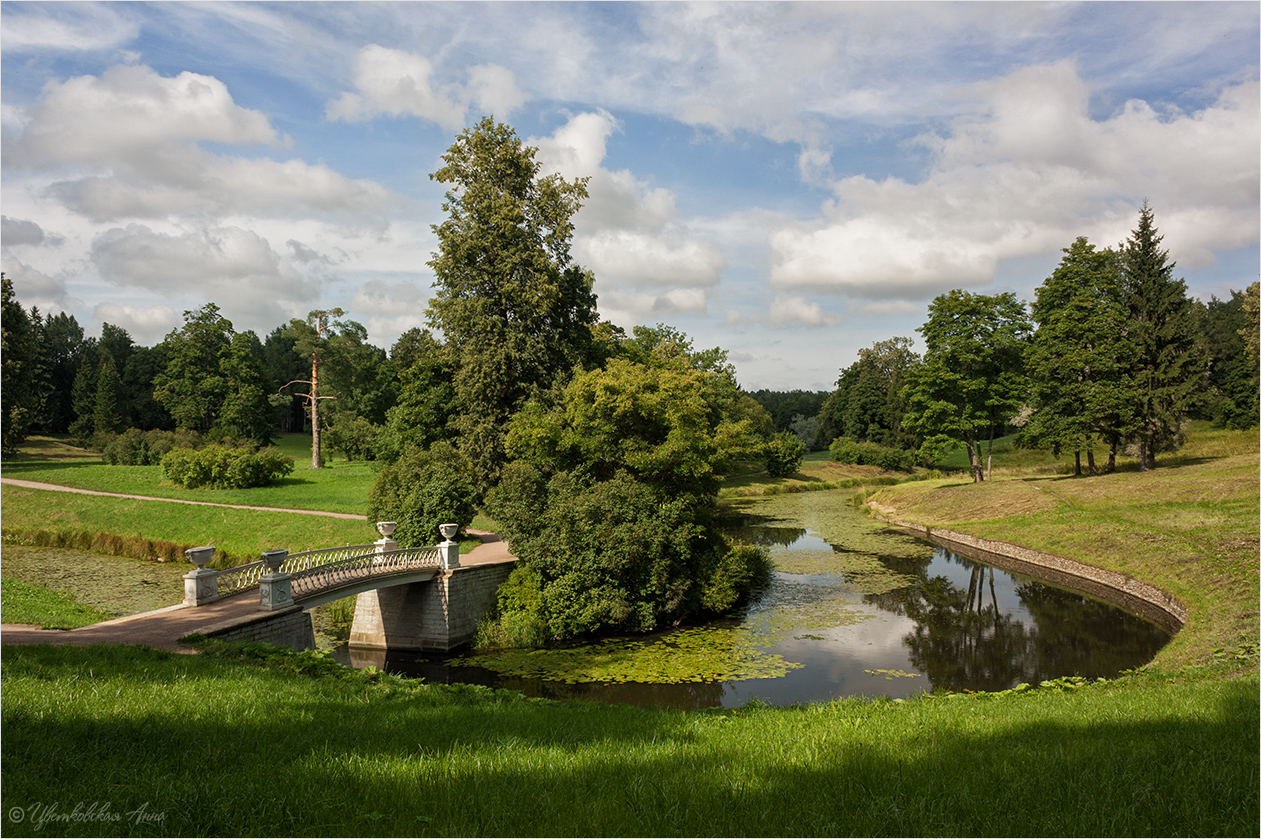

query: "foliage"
left=375, top=333, right=456, bottom=463
left=829, top=436, right=916, bottom=472
left=92, top=354, right=126, bottom=436
left=153, top=304, right=234, bottom=433
left=215, top=331, right=276, bottom=445
left=1122, top=201, right=1205, bottom=469
left=1192, top=283, right=1259, bottom=429
left=1022, top=237, right=1137, bottom=474
left=322, top=410, right=380, bottom=461
left=763, top=431, right=806, bottom=478
left=366, top=441, right=478, bottom=548
left=1, top=274, right=39, bottom=456
left=902, top=290, right=1031, bottom=482
left=160, top=444, right=294, bottom=489
left=100, top=428, right=200, bottom=466
left=699, top=543, right=773, bottom=613
left=819, top=336, right=921, bottom=450
left=426, top=117, right=599, bottom=492
left=747, top=389, right=831, bottom=433
left=282, top=308, right=372, bottom=469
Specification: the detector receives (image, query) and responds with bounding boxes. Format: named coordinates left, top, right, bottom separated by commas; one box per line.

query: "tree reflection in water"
left=866, top=549, right=1170, bottom=692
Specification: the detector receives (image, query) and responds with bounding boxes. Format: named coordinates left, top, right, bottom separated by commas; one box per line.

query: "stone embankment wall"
left=203, top=605, right=317, bottom=650
left=349, top=560, right=516, bottom=652
left=872, top=514, right=1188, bottom=633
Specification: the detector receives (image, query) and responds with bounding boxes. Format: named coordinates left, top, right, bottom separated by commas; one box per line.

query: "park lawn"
left=1, top=434, right=377, bottom=516
left=0, top=484, right=379, bottom=563
left=0, top=577, right=114, bottom=629
left=864, top=424, right=1261, bottom=670
left=1, top=642, right=1255, bottom=837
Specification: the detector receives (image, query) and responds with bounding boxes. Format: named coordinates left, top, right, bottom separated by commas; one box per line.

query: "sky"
left=2, top=1, right=1258, bottom=391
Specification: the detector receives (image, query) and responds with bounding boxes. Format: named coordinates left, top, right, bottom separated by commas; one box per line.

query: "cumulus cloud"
left=530, top=111, right=725, bottom=319
left=767, top=296, right=842, bottom=328
left=92, top=302, right=179, bottom=345
left=3, top=64, right=401, bottom=228
left=2, top=258, right=74, bottom=310
left=326, top=45, right=524, bottom=129
left=2, top=216, right=52, bottom=247
left=90, top=223, right=320, bottom=328
left=770, top=64, right=1260, bottom=300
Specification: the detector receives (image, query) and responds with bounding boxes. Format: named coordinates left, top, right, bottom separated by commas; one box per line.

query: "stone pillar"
left=439, top=523, right=460, bottom=570
left=258, top=549, right=294, bottom=610
left=183, top=546, right=219, bottom=606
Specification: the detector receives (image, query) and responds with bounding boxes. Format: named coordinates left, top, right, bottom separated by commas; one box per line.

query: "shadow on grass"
left=2, top=644, right=1256, bottom=837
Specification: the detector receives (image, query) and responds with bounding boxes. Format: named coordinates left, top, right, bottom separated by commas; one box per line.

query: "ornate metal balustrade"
left=182, top=522, right=460, bottom=608
left=289, top=546, right=442, bottom=600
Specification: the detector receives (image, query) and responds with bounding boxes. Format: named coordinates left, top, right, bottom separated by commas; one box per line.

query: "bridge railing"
left=182, top=522, right=461, bottom=608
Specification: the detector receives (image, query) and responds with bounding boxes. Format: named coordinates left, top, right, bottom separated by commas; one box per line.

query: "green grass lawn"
left=2, top=434, right=377, bottom=516
left=1, top=642, right=1255, bottom=837
left=0, top=578, right=115, bottom=629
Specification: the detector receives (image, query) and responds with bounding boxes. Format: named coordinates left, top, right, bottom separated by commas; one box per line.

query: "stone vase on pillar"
left=258, top=549, right=294, bottom=610
left=183, top=546, right=219, bottom=606
left=375, top=521, right=398, bottom=564
left=439, top=523, right=460, bottom=570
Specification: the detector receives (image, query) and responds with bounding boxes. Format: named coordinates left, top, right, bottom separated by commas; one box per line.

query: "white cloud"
left=2, top=257, right=74, bottom=310
left=768, top=296, right=842, bottom=329
left=2, top=216, right=51, bottom=247
left=0, top=4, right=139, bottom=53
left=770, top=65, right=1260, bottom=300
left=326, top=45, right=524, bottom=129
left=92, top=302, right=179, bottom=345
left=89, top=223, right=320, bottom=329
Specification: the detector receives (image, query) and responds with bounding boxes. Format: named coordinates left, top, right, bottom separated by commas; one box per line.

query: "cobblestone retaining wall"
left=874, top=515, right=1187, bottom=633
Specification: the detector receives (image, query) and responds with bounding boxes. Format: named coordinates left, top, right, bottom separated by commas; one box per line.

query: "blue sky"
left=2, top=1, right=1257, bottom=390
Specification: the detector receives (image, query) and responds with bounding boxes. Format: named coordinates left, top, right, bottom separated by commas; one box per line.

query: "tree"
left=902, top=291, right=1031, bottom=481
left=483, top=352, right=770, bottom=639
left=262, top=326, right=307, bottom=433
left=1191, top=286, right=1259, bottom=429
left=154, top=304, right=233, bottom=433
left=37, top=311, right=88, bottom=433
left=1121, top=202, right=1204, bottom=470
left=377, top=332, right=456, bottom=464
left=1, top=275, right=39, bottom=456
left=93, top=353, right=126, bottom=436
left=217, top=331, right=276, bottom=444
left=426, top=117, right=599, bottom=492
left=819, top=337, right=921, bottom=450
left=1023, top=238, right=1137, bottom=474
left=282, top=308, right=368, bottom=469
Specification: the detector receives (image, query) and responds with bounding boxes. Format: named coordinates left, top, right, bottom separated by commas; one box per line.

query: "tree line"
left=814, top=203, right=1258, bottom=481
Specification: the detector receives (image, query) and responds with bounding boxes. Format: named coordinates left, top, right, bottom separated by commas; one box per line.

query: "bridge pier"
left=348, top=561, right=515, bottom=653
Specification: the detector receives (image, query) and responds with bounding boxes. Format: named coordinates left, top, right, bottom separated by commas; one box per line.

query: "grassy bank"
left=863, top=424, right=1260, bottom=670
left=2, top=642, right=1255, bottom=837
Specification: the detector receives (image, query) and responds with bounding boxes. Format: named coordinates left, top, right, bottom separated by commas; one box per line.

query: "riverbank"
left=861, top=425, right=1259, bottom=671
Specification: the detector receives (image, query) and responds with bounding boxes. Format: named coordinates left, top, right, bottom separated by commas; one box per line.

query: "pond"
left=332, top=489, right=1173, bottom=709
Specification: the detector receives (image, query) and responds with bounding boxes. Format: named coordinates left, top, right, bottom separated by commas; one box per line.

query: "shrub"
left=99, top=428, right=201, bottom=465
left=161, top=444, right=294, bottom=489
left=828, top=436, right=914, bottom=472
left=700, top=543, right=773, bottom=613
left=764, top=431, right=806, bottom=478
left=366, top=442, right=478, bottom=548
left=324, top=413, right=380, bottom=461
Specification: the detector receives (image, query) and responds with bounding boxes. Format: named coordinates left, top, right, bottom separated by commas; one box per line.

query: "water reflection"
left=335, top=500, right=1171, bottom=710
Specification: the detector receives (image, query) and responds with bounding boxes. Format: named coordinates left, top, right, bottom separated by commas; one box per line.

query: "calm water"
left=332, top=491, right=1172, bottom=709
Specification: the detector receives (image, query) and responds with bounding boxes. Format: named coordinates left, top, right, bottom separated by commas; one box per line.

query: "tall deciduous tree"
left=282, top=308, right=367, bottom=468
left=1024, top=238, right=1137, bottom=474
left=154, top=304, right=233, bottom=433
left=426, top=117, right=598, bottom=492
left=1121, top=202, right=1204, bottom=470
left=902, top=290, right=1031, bottom=481
left=819, top=337, right=921, bottom=449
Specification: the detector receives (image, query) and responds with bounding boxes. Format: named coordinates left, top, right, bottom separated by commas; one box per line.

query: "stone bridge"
left=184, top=522, right=516, bottom=653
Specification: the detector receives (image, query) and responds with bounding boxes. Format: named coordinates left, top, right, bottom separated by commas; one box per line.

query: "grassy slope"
left=1, top=643, right=1255, bottom=837
left=864, top=424, right=1260, bottom=669
left=0, top=578, right=114, bottom=629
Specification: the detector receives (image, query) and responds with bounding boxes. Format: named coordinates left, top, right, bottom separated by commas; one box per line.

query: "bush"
left=99, top=428, right=200, bottom=465
left=764, top=431, right=806, bottom=478
left=474, top=565, right=549, bottom=651
left=828, top=436, right=914, bottom=472
left=366, top=442, right=478, bottom=548
left=324, top=413, right=381, bottom=462
left=700, top=543, right=773, bottom=613
left=161, top=444, right=294, bottom=489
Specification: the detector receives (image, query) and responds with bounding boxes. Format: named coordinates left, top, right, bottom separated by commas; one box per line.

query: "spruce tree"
left=93, top=353, right=126, bottom=435
left=1121, top=202, right=1204, bottom=470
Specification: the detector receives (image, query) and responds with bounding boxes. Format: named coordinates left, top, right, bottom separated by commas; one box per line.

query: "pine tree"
left=93, top=353, right=126, bottom=435
left=1121, top=202, right=1205, bottom=470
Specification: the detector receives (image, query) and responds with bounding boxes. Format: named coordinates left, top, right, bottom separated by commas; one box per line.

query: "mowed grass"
left=0, top=578, right=114, bottom=629
left=2, top=434, right=377, bottom=516
left=865, top=423, right=1261, bottom=670
left=2, top=643, right=1256, bottom=838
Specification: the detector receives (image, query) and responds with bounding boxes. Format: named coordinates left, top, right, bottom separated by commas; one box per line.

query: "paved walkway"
left=0, top=474, right=516, bottom=651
